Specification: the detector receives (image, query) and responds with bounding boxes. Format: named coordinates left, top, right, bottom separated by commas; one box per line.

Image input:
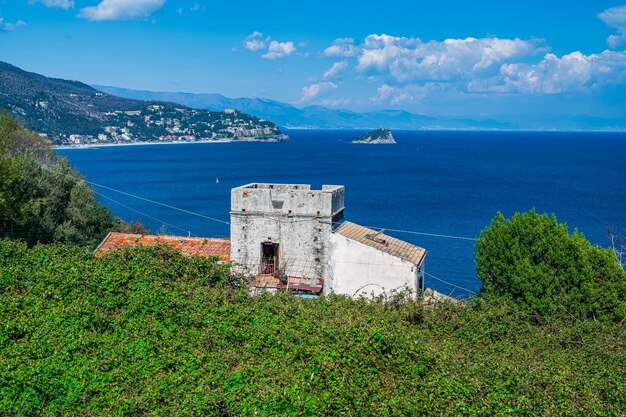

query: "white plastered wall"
left=329, top=232, right=422, bottom=298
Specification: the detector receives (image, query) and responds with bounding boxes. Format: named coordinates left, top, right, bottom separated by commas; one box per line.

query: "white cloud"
left=470, top=50, right=626, bottom=94
left=261, top=40, right=296, bottom=60
left=243, top=32, right=298, bottom=59
left=323, top=38, right=359, bottom=57
left=599, top=5, right=626, bottom=48
left=323, top=60, right=348, bottom=80
left=244, top=31, right=269, bottom=52
left=356, top=34, right=545, bottom=83
left=372, top=83, right=432, bottom=105
left=301, top=81, right=338, bottom=102
left=29, top=0, right=75, bottom=9
left=190, top=3, right=201, bottom=12
left=77, top=0, right=165, bottom=21
left=0, top=18, right=27, bottom=32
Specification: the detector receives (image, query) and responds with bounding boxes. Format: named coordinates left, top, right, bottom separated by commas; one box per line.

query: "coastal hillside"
left=0, top=61, right=285, bottom=145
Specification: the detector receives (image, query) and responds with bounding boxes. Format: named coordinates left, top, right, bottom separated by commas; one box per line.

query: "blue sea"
left=57, top=130, right=626, bottom=296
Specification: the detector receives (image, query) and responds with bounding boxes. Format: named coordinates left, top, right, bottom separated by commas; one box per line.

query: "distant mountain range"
left=0, top=61, right=284, bottom=145
left=93, top=85, right=517, bottom=130
left=93, top=85, right=626, bottom=132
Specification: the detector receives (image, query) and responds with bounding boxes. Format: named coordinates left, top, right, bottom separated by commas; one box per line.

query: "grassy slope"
left=0, top=241, right=624, bottom=416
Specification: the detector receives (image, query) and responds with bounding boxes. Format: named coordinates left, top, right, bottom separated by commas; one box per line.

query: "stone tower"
left=230, top=183, right=345, bottom=290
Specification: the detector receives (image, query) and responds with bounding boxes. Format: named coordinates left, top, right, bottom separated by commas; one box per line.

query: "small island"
left=352, top=128, right=397, bottom=144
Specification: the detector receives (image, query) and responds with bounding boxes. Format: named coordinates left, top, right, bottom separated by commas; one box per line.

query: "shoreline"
left=54, top=137, right=286, bottom=150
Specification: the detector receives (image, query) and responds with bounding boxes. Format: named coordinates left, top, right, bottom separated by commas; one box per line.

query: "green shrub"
left=476, top=210, right=626, bottom=322
left=0, top=114, right=118, bottom=248
left=1, top=240, right=624, bottom=416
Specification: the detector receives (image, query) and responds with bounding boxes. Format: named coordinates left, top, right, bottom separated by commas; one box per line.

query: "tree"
left=476, top=210, right=626, bottom=322
left=607, top=227, right=625, bottom=270
left=0, top=113, right=118, bottom=247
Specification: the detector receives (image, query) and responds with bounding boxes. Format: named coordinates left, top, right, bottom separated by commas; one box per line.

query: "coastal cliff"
left=352, top=128, right=396, bottom=144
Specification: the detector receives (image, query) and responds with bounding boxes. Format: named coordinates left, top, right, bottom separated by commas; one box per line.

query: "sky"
left=1, top=0, right=626, bottom=119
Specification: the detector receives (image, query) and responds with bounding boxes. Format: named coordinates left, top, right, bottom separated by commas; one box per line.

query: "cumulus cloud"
left=323, top=60, right=348, bottom=80
left=301, top=81, right=338, bottom=102
left=470, top=50, right=626, bottom=94
left=262, top=41, right=296, bottom=59
left=356, top=34, right=545, bottom=83
left=29, top=0, right=75, bottom=9
left=599, top=5, right=626, bottom=48
left=372, top=84, right=427, bottom=105
left=323, top=38, right=359, bottom=57
left=78, top=0, right=165, bottom=21
left=0, top=18, right=27, bottom=32
left=314, top=29, right=626, bottom=107
left=243, top=32, right=296, bottom=59
left=244, top=31, right=268, bottom=52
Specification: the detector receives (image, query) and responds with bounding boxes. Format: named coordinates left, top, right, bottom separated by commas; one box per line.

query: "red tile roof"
left=96, top=232, right=231, bottom=261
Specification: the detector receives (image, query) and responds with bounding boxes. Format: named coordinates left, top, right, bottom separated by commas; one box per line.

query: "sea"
left=57, top=129, right=626, bottom=296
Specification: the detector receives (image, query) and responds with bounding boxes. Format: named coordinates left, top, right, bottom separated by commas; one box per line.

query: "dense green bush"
left=0, top=113, right=118, bottom=247
left=476, top=210, right=626, bottom=323
left=1, top=240, right=624, bottom=416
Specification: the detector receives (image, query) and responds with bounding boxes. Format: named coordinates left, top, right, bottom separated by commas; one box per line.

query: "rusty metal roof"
left=96, top=232, right=231, bottom=261
left=335, top=222, right=427, bottom=267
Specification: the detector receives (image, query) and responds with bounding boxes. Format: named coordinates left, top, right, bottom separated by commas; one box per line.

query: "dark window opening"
left=260, top=242, right=280, bottom=276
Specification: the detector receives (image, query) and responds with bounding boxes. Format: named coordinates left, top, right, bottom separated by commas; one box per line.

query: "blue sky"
left=1, top=0, right=626, bottom=118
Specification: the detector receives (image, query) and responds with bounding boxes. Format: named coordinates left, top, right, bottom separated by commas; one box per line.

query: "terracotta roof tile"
left=96, top=232, right=230, bottom=261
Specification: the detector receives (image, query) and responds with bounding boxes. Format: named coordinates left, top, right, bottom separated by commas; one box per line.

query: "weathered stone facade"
left=230, top=183, right=344, bottom=292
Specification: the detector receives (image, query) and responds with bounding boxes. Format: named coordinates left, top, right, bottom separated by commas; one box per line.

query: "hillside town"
left=65, top=107, right=287, bottom=146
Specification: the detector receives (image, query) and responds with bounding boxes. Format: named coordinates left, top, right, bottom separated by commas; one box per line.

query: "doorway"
left=260, top=242, right=280, bottom=275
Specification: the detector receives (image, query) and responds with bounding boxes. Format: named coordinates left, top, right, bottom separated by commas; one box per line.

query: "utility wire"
left=29, top=158, right=232, bottom=226
left=424, top=271, right=477, bottom=295
left=330, top=221, right=476, bottom=241
left=363, top=226, right=476, bottom=242
left=88, top=181, right=231, bottom=226
left=94, top=191, right=196, bottom=236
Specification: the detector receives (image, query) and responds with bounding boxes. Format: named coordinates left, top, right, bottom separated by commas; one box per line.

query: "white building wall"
left=329, top=233, right=423, bottom=298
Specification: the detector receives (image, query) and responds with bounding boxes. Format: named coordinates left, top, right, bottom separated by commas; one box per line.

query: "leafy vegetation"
left=1, top=240, right=624, bottom=416
left=0, top=113, right=117, bottom=247
left=476, top=210, right=626, bottom=323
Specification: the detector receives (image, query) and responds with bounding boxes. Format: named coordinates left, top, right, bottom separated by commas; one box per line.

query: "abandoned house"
left=97, top=183, right=427, bottom=299
left=230, top=183, right=427, bottom=298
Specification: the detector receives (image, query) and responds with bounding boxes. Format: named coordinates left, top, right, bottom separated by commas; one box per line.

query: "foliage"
left=113, top=220, right=151, bottom=235
left=1, top=240, right=624, bottom=416
left=0, top=114, right=118, bottom=247
left=476, top=210, right=626, bottom=323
